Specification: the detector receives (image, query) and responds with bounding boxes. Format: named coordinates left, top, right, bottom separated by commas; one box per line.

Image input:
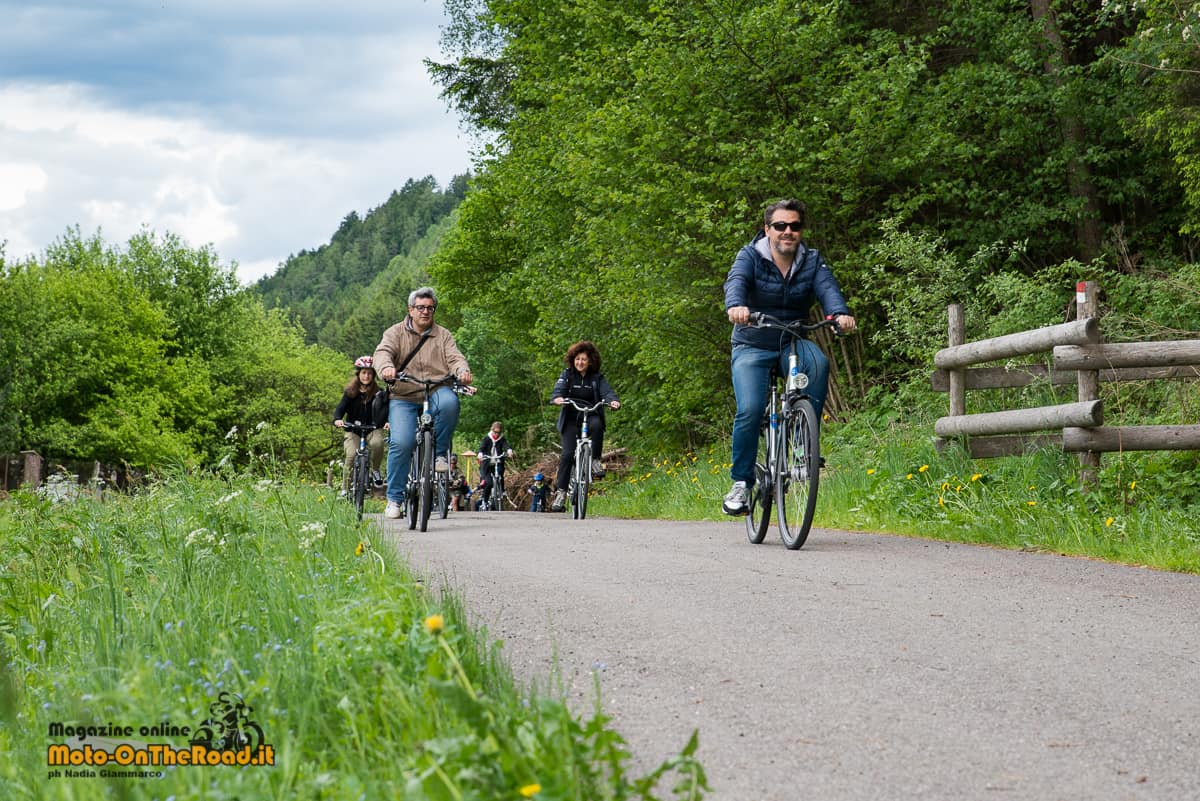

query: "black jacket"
left=550, top=368, right=618, bottom=432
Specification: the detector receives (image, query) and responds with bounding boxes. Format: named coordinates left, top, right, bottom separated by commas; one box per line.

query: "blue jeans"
left=385, top=388, right=460, bottom=504
left=730, top=341, right=829, bottom=486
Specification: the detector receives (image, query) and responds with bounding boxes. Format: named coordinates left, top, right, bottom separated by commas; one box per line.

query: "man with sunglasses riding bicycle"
left=373, top=287, right=474, bottom=519
left=722, top=199, right=857, bottom=516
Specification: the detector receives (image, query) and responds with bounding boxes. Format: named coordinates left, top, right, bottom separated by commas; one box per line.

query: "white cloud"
left=0, top=81, right=470, bottom=283
left=0, top=1, right=474, bottom=283
left=0, top=162, right=48, bottom=211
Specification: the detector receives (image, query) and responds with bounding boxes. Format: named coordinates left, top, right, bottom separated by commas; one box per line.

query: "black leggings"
left=556, top=413, right=604, bottom=490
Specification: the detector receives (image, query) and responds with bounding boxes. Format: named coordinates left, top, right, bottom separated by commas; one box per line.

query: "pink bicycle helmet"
left=354, top=355, right=374, bottom=369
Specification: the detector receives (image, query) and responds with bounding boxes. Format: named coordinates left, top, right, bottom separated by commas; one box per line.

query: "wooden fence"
left=931, top=281, right=1200, bottom=477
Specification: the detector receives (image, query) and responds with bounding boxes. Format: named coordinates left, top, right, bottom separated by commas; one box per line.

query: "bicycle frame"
left=389, top=373, right=473, bottom=531
left=341, top=420, right=380, bottom=522
left=560, top=398, right=610, bottom=520
left=476, top=451, right=507, bottom=511
left=744, top=312, right=840, bottom=549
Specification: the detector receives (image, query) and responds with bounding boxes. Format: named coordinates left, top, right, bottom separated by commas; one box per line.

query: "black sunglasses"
left=768, top=221, right=803, bottom=232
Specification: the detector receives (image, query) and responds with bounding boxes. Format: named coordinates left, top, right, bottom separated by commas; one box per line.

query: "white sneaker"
left=591, top=458, right=606, bottom=477
left=337, top=489, right=349, bottom=499
left=435, top=456, right=450, bottom=473
left=385, top=501, right=402, bottom=519
left=722, top=482, right=749, bottom=516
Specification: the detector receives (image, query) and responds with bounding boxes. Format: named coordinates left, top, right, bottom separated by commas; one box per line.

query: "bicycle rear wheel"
left=353, top=450, right=369, bottom=521
left=418, top=434, right=434, bottom=531
left=436, top=472, right=449, bottom=519
left=746, top=425, right=774, bottom=544
left=572, top=441, right=591, bottom=520
left=775, top=398, right=820, bottom=549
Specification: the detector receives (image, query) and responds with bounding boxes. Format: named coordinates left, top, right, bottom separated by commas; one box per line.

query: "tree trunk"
left=1030, top=0, right=1104, bottom=262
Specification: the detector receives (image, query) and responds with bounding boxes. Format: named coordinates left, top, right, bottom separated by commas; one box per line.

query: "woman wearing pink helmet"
left=332, top=356, right=388, bottom=496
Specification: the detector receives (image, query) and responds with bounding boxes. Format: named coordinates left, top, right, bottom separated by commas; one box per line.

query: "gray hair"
left=407, top=287, right=437, bottom=308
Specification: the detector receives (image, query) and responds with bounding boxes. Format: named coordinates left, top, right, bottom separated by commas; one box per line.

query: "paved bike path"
left=382, top=512, right=1200, bottom=801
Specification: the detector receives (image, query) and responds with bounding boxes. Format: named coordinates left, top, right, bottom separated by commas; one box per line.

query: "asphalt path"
left=381, top=510, right=1199, bottom=801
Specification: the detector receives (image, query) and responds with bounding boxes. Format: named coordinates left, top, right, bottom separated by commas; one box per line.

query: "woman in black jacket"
left=549, top=341, right=620, bottom=512
left=333, top=356, right=388, bottom=496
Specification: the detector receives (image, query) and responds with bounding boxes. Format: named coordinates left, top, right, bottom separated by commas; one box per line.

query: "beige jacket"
left=373, top=318, right=470, bottom=402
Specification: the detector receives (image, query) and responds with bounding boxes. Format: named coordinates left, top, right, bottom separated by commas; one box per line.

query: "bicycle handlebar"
left=558, top=398, right=614, bottom=414
left=747, top=312, right=842, bottom=336
left=341, top=421, right=380, bottom=434
left=386, top=373, right=476, bottom=395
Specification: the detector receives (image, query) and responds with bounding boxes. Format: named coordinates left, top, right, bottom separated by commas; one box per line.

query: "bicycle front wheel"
left=775, top=398, right=820, bottom=549
left=572, top=441, right=591, bottom=520
left=746, top=426, right=773, bottom=544
left=418, top=434, right=434, bottom=531
left=353, top=450, right=369, bottom=521
left=406, top=446, right=419, bottom=531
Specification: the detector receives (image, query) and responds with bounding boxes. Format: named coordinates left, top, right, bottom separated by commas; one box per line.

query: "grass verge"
left=592, top=413, right=1200, bottom=574
left=0, top=473, right=707, bottom=800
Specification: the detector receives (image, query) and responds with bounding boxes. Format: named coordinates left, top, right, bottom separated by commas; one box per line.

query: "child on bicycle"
left=549, top=340, right=620, bottom=512
left=526, top=472, right=550, bottom=512
left=477, top=421, right=514, bottom=509
left=332, top=356, right=388, bottom=497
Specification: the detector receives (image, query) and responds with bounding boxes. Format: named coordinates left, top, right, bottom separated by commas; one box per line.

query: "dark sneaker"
left=371, top=470, right=384, bottom=487
left=550, top=489, right=566, bottom=512
left=722, top=483, right=749, bottom=516
left=591, top=458, right=606, bottom=478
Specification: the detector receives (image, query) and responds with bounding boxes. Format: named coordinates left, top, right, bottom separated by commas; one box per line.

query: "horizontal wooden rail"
left=934, top=400, right=1102, bottom=437
left=934, top=318, right=1099, bottom=370
left=935, top=434, right=1061, bottom=458
left=1054, top=340, right=1200, bottom=371
left=930, top=363, right=1200, bottom=391
left=1063, top=425, right=1200, bottom=453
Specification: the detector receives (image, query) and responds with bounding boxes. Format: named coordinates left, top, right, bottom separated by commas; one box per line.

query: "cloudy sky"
left=0, top=0, right=474, bottom=284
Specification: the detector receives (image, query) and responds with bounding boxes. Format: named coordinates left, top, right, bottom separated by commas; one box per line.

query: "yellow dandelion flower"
left=941, top=481, right=950, bottom=491
left=1027, top=500, right=1037, bottom=506
left=867, top=468, right=876, bottom=475
left=355, top=542, right=365, bottom=556
left=691, top=476, right=699, bottom=483
left=955, top=485, right=963, bottom=492
left=906, top=473, right=913, bottom=480
left=1129, top=480, right=1137, bottom=490
left=1028, top=485, right=1036, bottom=491
left=938, top=495, right=945, bottom=507
left=424, top=614, right=445, bottom=635
left=318, top=495, right=326, bottom=503
left=1105, top=517, right=1115, bottom=527
left=519, top=784, right=541, bottom=798
left=918, top=464, right=929, bottom=473
left=970, top=473, right=982, bottom=482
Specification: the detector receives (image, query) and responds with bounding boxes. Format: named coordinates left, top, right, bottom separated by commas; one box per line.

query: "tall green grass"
left=0, top=474, right=706, bottom=800
left=593, top=413, right=1200, bottom=573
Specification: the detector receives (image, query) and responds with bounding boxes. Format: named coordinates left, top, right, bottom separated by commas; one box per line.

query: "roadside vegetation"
left=0, top=466, right=707, bottom=801
left=594, top=394, right=1200, bottom=574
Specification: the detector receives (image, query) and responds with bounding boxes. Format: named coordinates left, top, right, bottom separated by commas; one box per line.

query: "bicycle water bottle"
left=787, top=352, right=808, bottom=392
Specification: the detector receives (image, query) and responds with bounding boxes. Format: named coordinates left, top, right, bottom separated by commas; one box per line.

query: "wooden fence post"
left=21, top=450, right=43, bottom=489
left=948, top=304, right=966, bottom=418
left=1076, top=280, right=1101, bottom=488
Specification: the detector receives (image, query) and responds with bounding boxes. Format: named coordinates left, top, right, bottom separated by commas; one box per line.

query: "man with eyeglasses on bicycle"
left=722, top=199, right=857, bottom=516
left=373, top=287, right=475, bottom=519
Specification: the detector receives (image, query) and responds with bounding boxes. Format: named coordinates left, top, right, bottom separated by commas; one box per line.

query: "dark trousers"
left=480, top=464, right=505, bottom=504
left=556, top=413, right=604, bottom=490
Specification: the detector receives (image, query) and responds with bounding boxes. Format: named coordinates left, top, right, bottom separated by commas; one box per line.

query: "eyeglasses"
left=768, top=221, right=803, bottom=232
left=411, top=304, right=436, bottom=313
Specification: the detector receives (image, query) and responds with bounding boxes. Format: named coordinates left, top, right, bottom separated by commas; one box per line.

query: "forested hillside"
left=423, top=0, right=1200, bottom=449
left=256, top=175, right=469, bottom=357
